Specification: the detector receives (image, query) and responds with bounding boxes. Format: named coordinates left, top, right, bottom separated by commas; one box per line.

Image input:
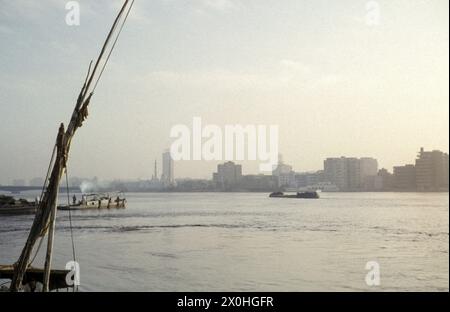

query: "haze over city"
left=0, top=0, right=448, bottom=184
left=0, top=0, right=449, bottom=296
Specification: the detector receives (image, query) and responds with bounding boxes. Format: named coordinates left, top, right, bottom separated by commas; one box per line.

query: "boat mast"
left=42, top=125, right=65, bottom=292
left=10, top=0, right=134, bottom=292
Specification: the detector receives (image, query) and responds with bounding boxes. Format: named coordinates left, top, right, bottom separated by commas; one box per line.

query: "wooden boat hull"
left=0, top=265, right=71, bottom=291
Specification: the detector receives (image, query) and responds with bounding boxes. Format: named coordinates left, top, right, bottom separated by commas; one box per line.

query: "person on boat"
left=72, top=195, right=77, bottom=205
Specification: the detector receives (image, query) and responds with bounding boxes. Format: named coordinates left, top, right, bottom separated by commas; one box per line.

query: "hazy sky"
left=0, top=0, right=448, bottom=184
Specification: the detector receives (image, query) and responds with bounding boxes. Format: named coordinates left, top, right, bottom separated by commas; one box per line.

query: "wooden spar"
left=42, top=125, right=65, bottom=292
left=10, top=124, right=66, bottom=291
left=9, top=0, right=133, bottom=292
left=42, top=192, right=58, bottom=292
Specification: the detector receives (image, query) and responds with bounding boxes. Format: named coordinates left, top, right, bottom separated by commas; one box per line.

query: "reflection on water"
left=0, top=192, right=448, bottom=291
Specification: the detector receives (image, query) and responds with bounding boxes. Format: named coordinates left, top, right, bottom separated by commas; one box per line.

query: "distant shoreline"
left=1, top=186, right=448, bottom=195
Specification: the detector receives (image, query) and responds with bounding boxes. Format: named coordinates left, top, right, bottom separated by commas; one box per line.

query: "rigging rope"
left=29, top=0, right=133, bottom=285
left=31, top=0, right=132, bottom=259
left=64, top=169, right=76, bottom=264
left=28, top=141, right=58, bottom=267
left=39, top=143, right=57, bottom=201
left=91, top=0, right=135, bottom=93
left=64, top=168, right=78, bottom=292
left=10, top=1, right=135, bottom=292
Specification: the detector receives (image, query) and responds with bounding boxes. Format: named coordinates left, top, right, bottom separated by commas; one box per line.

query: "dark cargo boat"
left=269, top=191, right=320, bottom=199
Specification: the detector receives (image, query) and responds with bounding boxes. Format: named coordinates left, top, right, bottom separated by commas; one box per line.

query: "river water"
left=0, top=192, right=448, bottom=291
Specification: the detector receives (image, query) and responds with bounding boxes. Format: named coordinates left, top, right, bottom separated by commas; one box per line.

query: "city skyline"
left=0, top=0, right=448, bottom=184
left=3, top=146, right=448, bottom=191
left=0, top=0, right=448, bottom=296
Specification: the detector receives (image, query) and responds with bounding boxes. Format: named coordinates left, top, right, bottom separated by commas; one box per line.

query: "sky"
left=0, top=0, right=448, bottom=184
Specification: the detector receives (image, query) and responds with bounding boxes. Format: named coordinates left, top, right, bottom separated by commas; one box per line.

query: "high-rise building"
left=272, top=158, right=296, bottom=189
left=295, top=171, right=324, bottom=188
left=415, top=148, right=449, bottom=191
left=161, top=150, right=174, bottom=187
left=324, top=157, right=348, bottom=191
left=360, top=157, right=378, bottom=180
left=324, top=157, right=378, bottom=191
left=346, top=157, right=361, bottom=191
left=213, top=161, right=242, bottom=190
left=378, top=168, right=393, bottom=191
left=393, top=165, right=416, bottom=191
left=240, top=174, right=277, bottom=192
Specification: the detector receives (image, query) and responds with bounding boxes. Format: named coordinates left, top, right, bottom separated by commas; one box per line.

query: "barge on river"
left=269, top=191, right=320, bottom=199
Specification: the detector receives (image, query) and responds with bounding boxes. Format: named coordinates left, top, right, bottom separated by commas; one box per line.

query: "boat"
left=269, top=191, right=320, bottom=199
left=1, top=0, right=134, bottom=292
left=0, top=265, right=70, bottom=292
left=0, top=195, right=38, bottom=215
left=58, top=193, right=126, bottom=211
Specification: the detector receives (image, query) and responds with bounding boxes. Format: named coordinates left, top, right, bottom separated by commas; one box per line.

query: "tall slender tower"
left=162, top=150, right=174, bottom=186
left=153, top=160, right=158, bottom=180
